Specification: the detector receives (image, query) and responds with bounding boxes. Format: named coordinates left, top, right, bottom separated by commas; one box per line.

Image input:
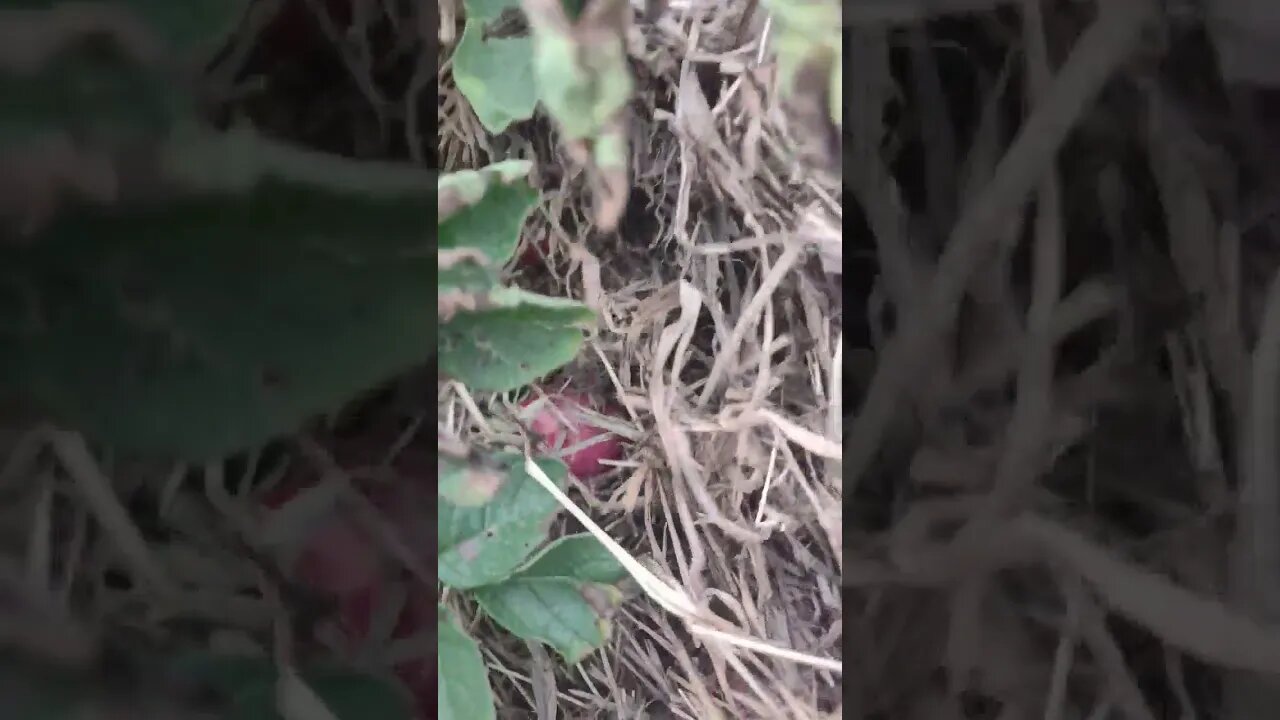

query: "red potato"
left=257, top=431, right=435, bottom=718
left=258, top=0, right=354, bottom=54
left=517, top=234, right=551, bottom=267
left=260, top=481, right=381, bottom=598
left=258, top=425, right=433, bottom=600
left=520, top=391, right=625, bottom=479
left=338, top=581, right=435, bottom=719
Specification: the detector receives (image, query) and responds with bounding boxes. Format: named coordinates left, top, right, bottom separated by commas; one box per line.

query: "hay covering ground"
left=15, top=1, right=1280, bottom=719
left=0, top=1, right=840, bottom=718
left=440, top=1, right=844, bottom=717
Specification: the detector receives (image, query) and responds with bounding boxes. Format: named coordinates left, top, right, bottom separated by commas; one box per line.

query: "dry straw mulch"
left=838, top=2, right=1280, bottom=720
left=441, top=0, right=843, bottom=718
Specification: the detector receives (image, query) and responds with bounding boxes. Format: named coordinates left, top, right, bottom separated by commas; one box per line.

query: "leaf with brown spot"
left=439, top=452, right=508, bottom=506
left=438, top=289, right=482, bottom=322
left=438, top=247, right=490, bottom=270
left=437, top=160, right=533, bottom=223
left=521, top=0, right=633, bottom=228
left=763, top=0, right=841, bottom=130
left=472, top=578, right=621, bottom=663
left=438, top=287, right=594, bottom=392
left=438, top=162, right=538, bottom=298
left=438, top=454, right=567, bottom=589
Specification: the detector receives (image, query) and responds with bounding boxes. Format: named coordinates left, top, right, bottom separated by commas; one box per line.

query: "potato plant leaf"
left=438, top=454, right=566, bottom=589
left=466, top=0, right=524, bottom=20
left=438, top=159, right=533, bottom=221
left=515, top=532, right=626, bottom=584
left=438, top=162, right=538, bottom=292
left=120, top=0, right=250, bottom=55
left=472, top=577, right=622, bottom=664
left=761, top=0, right=841, bottom=124
left=168, top=652, right=412, bottom=720
left=5, top=0, right=250, bottom=59
left=523, top=0, right=631, bottom=142
left=438, top=605, right=497, bottom=720
left=452, top=20, right=538, bottom=134
left=438, top=453, right=507, bottom=506
left=0, top=44, right=185, bottom=141
left=0, top=132, right=436, bottom=461
left=438, top=287, right=594, bottom=392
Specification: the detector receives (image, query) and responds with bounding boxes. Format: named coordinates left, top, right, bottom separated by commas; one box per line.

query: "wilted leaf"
left=523, top=0, right=631, bottom=141
left=762, top=0, right=840, bottom=125
left=438, top=605, right=496, bottom=720
left=472, top=577, right=622, bottom=663
left=438, top=287, right=594, bottom=392
left=438, top=454, right=566, bottom=589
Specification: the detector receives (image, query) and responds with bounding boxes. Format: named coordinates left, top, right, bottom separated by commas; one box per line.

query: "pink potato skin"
left=262, top=474, right=434, bottom=717
left=292, top=516, right=380, bottom=597
left=258, top=429, right=434, bottom=599
left=521, top=391, right=624, bottom=479
left=518, top=235, right=551, bottom=267
left=260, top=484, right=380, bottom=598
left=338, top=581, right=435, bottom=719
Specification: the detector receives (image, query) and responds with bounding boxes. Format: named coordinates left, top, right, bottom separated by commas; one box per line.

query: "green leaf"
left=761, top=0, right=840, bottom=124
left=438, top=287, right=594, bottom=392
left=170, top=652, right=412, bottom=720
left=468, top=533, right=625, bottom=665
left=438, top=605, right=497, bottom=720
left=0, top=44, right=186, bottom=142
left=438, top=454, right=566, bottom=589
left=452, top=21, right=538, bottom=134
left=472, top=577, right=621, bottom=664
left=464, top=0, right=521, bottom=20
left=3, top=0, right=248, bottom=59
left=0, top=133, right=436, bottom=462
left=123, top=0, right=250, bottom=53
left=438, top=160, right=532, bottom=208
left=163, top=126, right=440, bottom=195
left=516, top=533, right=626, bottom=584
left=438, top=452, right=507, bottom=506
left=525, top=3, right=631, bottom=141
left=438, top=163, right=538, bottom=287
